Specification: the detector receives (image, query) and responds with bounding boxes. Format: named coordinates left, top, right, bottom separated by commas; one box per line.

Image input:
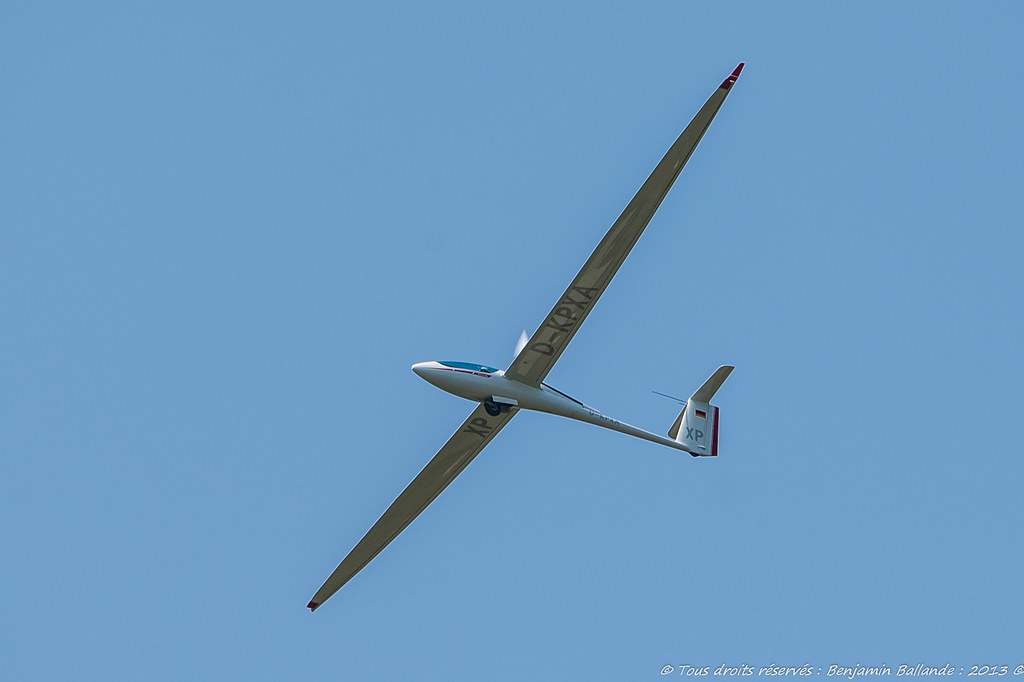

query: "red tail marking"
left=711, top=406, right=721, bottom=456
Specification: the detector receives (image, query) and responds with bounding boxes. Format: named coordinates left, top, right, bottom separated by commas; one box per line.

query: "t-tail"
left=668, top=366, right=734, bottom=457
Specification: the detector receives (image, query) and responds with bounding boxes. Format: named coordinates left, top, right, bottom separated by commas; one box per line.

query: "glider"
left=308, top=63, right=744, bottom=612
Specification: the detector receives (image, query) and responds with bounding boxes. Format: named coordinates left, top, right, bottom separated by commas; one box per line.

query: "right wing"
left=504, top=64, right=744, bottom=387
left=307, top=402, right=517, bottom=611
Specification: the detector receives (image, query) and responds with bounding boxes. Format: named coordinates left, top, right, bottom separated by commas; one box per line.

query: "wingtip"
left=307, top=600, right=320, bottom=612
left=719, top=62, right=744, bottom=90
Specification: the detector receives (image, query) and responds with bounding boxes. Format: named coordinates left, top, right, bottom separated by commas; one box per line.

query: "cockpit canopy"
left=439, top=361, right=499, bottom=374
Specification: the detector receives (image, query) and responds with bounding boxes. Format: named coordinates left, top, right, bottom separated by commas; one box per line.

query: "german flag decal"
left=695, top=409, right=707, bottom=419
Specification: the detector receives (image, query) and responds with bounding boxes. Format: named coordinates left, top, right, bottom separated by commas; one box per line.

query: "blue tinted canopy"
left=439, top=361, right=499, bottom=374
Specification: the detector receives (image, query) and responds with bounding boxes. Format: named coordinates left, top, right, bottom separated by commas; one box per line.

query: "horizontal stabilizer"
left=690, top=365, right=734, bottom=403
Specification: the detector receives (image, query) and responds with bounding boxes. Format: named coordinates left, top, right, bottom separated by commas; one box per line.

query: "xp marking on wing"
left=307, top=63, right=744, bottom=612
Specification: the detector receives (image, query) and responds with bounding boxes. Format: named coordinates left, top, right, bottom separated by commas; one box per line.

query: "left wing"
left=505, top=63, right=744, bottom=387
left=307, top=403, right=517, bottom=611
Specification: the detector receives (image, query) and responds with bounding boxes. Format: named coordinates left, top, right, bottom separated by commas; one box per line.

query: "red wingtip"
left=719, top=62, right=745, bottom=90
left=307, top=601, right=320, bottom=612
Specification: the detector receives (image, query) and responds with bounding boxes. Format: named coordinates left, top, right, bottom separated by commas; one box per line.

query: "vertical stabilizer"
left=669, top=366, right=732, bottom=456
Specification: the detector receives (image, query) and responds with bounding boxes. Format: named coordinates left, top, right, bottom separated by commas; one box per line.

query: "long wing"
left=307, top=403, right=517, bottom=611
left=504, top=64, right=744, bottom=387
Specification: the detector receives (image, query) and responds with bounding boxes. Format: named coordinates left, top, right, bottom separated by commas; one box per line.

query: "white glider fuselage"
left=308, top=64, right=744, bottom=612
left=412, top=361, right=691, bottom=453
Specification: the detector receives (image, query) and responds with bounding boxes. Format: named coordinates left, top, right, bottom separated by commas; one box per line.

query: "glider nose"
left=411, top=361, right=431, bottom=379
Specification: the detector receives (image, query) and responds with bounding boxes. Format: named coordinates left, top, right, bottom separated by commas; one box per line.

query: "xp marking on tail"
left=307, top=63, right=744, bottom=612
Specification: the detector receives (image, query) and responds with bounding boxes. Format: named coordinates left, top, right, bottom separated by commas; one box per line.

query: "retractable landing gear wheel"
left=484, top=399, right=501, bottom=417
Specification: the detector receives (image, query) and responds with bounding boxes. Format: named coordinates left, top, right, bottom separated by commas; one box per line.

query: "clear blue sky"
left=3, top=2, right=1022, bottom=680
